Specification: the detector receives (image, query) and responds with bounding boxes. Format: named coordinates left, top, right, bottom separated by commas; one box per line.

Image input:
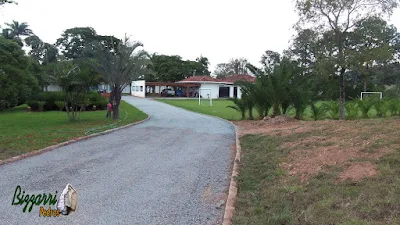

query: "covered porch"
left=145, top=82, right=201, bottom=97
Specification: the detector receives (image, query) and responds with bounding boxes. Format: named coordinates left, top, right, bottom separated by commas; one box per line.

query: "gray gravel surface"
left=0, top=97, right=235, bottom=225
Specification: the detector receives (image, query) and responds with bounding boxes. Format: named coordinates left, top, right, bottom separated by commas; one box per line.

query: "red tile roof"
left=179, top=76, right=218, bottom=82
left=177, top=74, right=255, bottom=83
left=217, top=74, right=256, bottom=83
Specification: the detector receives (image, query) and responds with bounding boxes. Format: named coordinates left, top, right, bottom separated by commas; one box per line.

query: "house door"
left=234, top=87, right=238, bottom=98
left=219, top=87, right=230, bottom=98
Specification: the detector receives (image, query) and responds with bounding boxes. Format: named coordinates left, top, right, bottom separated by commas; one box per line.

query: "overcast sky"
left=1, top=0, right=399, bottom=74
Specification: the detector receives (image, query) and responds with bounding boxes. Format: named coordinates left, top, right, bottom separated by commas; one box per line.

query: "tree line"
left=229, top=0, right=400, bottom=120
left=0, top=22, right=211, bottom=119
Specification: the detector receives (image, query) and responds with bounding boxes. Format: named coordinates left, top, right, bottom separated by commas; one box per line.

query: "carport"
left=146, top=82, right=201, bottom=97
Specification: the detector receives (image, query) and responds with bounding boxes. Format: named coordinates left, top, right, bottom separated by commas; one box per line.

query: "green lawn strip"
left=155, top=99, right=260, bottom=120
left=0, top=100, right=147, bottom=160
left=233, top=133, right=400, bottom=225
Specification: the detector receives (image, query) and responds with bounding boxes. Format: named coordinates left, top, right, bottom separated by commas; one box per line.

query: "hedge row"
left=26, top=92, right=108, bottom=112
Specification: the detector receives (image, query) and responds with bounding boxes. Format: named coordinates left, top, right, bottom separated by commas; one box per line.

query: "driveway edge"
left=152, top=99, right=240, bottom=225
left=0, top=115, right=151, bottom=166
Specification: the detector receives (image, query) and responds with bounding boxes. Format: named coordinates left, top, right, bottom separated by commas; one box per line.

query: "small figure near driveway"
left=106, top=102, right=112, bottom=118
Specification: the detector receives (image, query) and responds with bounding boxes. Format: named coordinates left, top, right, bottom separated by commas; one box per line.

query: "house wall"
left=199, top=83, right=220, bottom=99
left=122, top=85, right=131, bottom=94
left=131, top=80, right=146, bottom=98
left=44, top=85, right=62, bottom=92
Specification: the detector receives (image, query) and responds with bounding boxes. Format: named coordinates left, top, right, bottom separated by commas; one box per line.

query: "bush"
left=91, top=99, right=108, bottom=110
left=357, top=98, right=374, bottom=118
left=387, top=99, right=399, bottom=116
left=26, top=100, right=39, bottom=111
left=374, top=99, right=389, bottom=118
left=345, top=101, right=359, bottom=120
left=37, top=101, right=46, bottom=111
left=323, top=101, right=340, bottom=120
left=54, top=101, right=65, bottom=111
left=310, top=102, right=326, bottom=121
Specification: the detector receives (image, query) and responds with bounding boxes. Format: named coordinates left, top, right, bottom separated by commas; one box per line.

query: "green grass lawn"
left=156, top=99, right=259, bottom=120
left=0, top=100, right=147, bottom=160
left=233, top=119, right=400, bottom=225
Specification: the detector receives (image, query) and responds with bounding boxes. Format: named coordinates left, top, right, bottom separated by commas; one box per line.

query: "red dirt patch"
left=235, top=118, right=400, bottom=182
left=338, top=162, right=378, bottom=182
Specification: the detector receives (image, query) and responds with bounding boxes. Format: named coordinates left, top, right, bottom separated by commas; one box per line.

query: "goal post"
left=199, top=88, right=212, bottom=106
left=360, top=92, right=383, bottom=100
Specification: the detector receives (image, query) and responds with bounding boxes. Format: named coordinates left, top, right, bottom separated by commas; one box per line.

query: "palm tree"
left=5, top=21, right=33, bottom=37
left=88, top=36, right=150, bottom=119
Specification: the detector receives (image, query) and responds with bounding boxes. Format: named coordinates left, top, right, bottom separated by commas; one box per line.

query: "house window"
left=140, top=86, right=143, bottom=92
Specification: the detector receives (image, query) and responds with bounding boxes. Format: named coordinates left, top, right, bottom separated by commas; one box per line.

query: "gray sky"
left=1, top=0, right=399, bottom=74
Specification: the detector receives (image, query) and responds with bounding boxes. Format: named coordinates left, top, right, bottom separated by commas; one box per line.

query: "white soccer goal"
left=199, top=88, right=212, bottom=106
left=360, top=92, right=383, bottom=100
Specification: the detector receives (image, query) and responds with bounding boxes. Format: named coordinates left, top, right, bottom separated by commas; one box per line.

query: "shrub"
left=227, top=98, right=247, bottom=120
left=26, top=100, right=39, bottom=111
left=310, top=102, right=326, bottom=121
left=55, top=101, right=65, bottom=111
left=345, top=101, right=359, bottom=120
left=387, top=99, right=399, bottom=116
left=374, top=99, right=389, bottom=118
left=323, top=101, right=340, bottom=120
left=37, top=101, right=46, bottom=111
left=357, top=98, right=374, bottom=118
left=91, top=99, right=108, bottom=110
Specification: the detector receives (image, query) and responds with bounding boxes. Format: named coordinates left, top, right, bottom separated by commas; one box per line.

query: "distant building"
left=131, top=74, right=256, bottom=99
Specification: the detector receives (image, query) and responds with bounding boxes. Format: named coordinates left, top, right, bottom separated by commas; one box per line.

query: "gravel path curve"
left=0, top=97, right=235, bottom=225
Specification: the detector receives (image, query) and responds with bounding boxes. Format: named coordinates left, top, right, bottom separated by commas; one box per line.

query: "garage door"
left=219, top=87, right=230, bottom=98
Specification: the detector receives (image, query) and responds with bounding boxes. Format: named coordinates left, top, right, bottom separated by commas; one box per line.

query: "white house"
left=131, top=74, right=255, bottom=99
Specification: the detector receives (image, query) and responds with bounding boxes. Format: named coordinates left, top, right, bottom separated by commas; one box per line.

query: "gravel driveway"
left=0, top=97, right=235, bottom=225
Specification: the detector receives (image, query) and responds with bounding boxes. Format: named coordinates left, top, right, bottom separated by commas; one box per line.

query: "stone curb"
left=152, top=99, right=240, bottom=225
left=0, top=115, right=151, bottom=166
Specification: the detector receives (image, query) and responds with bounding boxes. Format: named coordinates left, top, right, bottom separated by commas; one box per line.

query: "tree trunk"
left=363, top=64, right=369, bottom=92
left=112, top=86, right=122, bottom=120
left=339, top=70, right=346, bottom=120
left=272, top=103, right=281, bottom=117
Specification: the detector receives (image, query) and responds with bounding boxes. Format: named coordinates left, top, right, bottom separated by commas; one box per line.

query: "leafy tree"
left=88, top=36, right=150, bottom=119
left=295, top=0, right=399, bottom=120
left=25, top=35, right=58, bottom=65
left=56, top=27, right=119, bottom=60
left=149, top=54, right=207, bottom=82
left=214, top=58, right=249, bottom=78
left=195, top=55, right=211, bottom=75
left=260, top=50, right=281, bottom=73
left=50, top=61, right=101, bottom=120
left=348, top=16, right=398, bottom=92
left=0, top=36, right=38, bottom=110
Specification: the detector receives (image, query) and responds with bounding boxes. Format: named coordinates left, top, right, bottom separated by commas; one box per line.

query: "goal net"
left=360, top=92, right=383, bottom=100
left=199, top=88, right=212, bottom=106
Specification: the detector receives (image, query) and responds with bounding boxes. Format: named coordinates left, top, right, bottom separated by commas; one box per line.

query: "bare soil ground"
left=234, top=117, right=400, bottom=182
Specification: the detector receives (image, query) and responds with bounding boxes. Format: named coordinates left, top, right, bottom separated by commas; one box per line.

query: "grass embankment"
left=0, top=100, right=147, bottom=160
left=233, top=119, right=400, bottom=225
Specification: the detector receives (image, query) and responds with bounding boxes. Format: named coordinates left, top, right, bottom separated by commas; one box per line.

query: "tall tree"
left=295, top=0, right=399, bottom=120
left=214, top=58, right=249, bottom=78
left=25, top=35, right=58, bottom=65
left=56, top=27, right=119, bottom=60
left=196, top=55, right=211, bottom=75
left=0, top=36, right=38, bottom=110
left=88, top=36, right=150, bottom=119
left=348, top=16, right=398, bottom=91
left=5, top=20, right=32, bottom=37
